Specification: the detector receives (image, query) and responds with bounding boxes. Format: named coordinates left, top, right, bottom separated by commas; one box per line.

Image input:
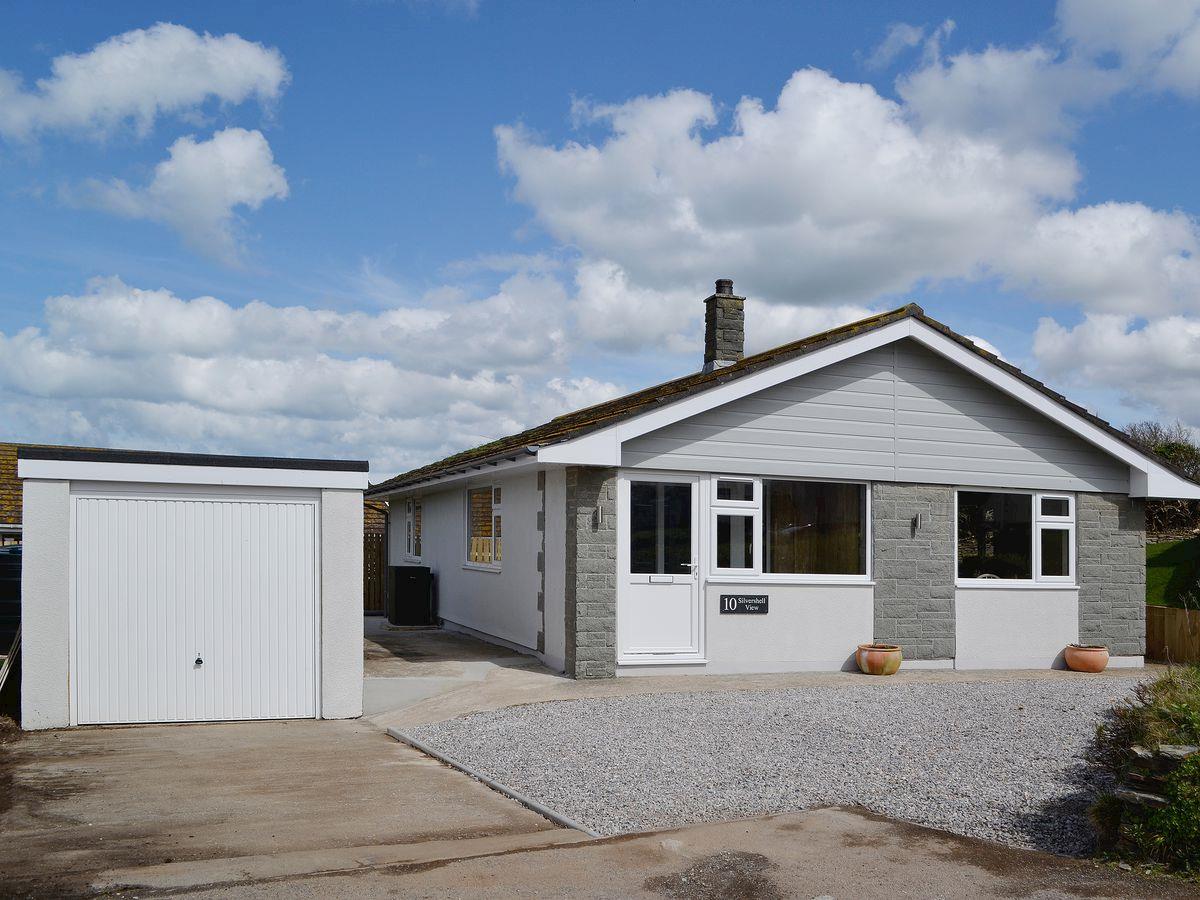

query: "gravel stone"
left=409, top=678, right=1141, bottom=856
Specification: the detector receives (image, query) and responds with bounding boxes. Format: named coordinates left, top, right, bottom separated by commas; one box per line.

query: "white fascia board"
left=17, top=458, right=368, bottom=491
left=905, top=323, right=1200, bottom=499
left=537, top=321, right=918, bottom=467
left=367, top=453, right=540, bottom=498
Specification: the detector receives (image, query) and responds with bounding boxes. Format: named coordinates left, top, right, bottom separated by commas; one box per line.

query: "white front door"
left=617, top=474, right=703, bottom=662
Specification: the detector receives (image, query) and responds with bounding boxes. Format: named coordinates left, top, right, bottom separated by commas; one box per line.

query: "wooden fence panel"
left=364, top=532, right=386, bottom=614
left=1146, top=605, right=1200, bottom=664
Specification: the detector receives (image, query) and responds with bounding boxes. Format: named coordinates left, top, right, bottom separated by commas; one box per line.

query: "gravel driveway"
left=408, top=677, right=1140, bottom=856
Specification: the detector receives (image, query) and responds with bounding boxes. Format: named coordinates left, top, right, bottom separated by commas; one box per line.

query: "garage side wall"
left=20, top=479, right=70, bottom=730
left=320, top=488, right=364, bottom=718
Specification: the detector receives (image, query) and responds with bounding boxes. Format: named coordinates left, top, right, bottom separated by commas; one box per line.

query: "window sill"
left=956, top=581, right=1078, bottom=591
left=463, top=563, right=502, bottom=574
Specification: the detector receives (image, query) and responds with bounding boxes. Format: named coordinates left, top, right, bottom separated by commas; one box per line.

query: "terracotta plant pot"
left=857, top=643, right=902, bottom=676
left=1064, top=643, right=1109, bottom=673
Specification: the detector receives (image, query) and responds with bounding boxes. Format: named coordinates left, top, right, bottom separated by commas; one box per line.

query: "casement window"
left=956, top=491, right=1075, bottom=584
left=466, top=485, right=502, bottom=567
left=404, top=498, right=422, bottom=560
left=708, top=477, right=868, bottom=579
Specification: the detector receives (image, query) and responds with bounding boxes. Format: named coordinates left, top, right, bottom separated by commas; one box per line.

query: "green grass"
left=1147, top=537, right=1200, bottom=608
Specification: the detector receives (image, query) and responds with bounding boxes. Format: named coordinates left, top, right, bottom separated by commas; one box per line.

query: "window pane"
left=494, top=515, right=502, bottom=563
left=957, top=492, right=1032, bottom=579
left=468, top=488, right=493, bottom=563
left=764, top=481, right=865, bottom=575
left=717, top=514, right=754, bottom=569
left=630, top=482, right=692, bottom=574
left=716, top=480, right=754, bottom=502
left=1040, top=527, right=1070, bottom=577
left=493, top=486, right=502, bottom=505
left=1041, top=497, right=1070, bottom=517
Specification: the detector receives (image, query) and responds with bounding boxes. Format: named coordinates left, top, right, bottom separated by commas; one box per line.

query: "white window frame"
left=711, top=508, right=761, bottom=576
left=403, top=497, right=422, bottom=562
left=704, top=474, right=872, bottom=584
left=1036, top=494, right=1075, bottom=584
left=464, top=484, right=502, bottom=572
left=954, top=489, right=1076, bottom=588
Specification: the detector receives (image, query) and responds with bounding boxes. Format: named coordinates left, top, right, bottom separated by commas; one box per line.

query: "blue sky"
left=3, top=1, right=1200, bottom=477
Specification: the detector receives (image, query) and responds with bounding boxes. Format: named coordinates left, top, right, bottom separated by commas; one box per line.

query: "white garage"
left=18, top=447, right=368, bottom=729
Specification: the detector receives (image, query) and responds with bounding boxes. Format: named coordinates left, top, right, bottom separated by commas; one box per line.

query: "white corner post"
left=320, top=488, right=364, bottom=718
left=21, top=479, right=71, bottom=730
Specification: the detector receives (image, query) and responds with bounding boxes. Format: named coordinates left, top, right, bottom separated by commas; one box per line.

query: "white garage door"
left=72, top=490, right=319, bottom=725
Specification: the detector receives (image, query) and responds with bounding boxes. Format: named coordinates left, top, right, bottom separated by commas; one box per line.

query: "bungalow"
left=366, top=281, right=1200, bottom=676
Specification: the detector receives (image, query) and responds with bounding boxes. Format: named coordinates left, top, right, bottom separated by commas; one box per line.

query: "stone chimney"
left=703, top=278, right=744, bottom=373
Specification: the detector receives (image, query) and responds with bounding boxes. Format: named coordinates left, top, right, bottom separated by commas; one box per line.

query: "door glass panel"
left=717, top=514, right=754, bottom=569
left=630, top=482, right=692, bottom=574
left=1040, top=527, right=1070, bottom=577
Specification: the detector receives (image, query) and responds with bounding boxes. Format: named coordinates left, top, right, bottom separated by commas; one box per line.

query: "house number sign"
left=719, top=594, right=768, bottom=614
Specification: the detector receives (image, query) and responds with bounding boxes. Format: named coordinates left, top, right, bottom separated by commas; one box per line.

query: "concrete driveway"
left=0, top=713, right=560, bottom=896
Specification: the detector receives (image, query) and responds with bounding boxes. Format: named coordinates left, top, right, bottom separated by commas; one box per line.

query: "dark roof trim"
left=370, top=446, right=539, bottom=494
left=18, top=445, right=369, bottom=472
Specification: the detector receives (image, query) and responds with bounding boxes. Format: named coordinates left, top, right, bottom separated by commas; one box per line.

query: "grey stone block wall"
left=871, top=482, right=955, bottom=659
left=1078, top=493, right=1145, bottom=656
left=564, top=466, right=617, bottom=678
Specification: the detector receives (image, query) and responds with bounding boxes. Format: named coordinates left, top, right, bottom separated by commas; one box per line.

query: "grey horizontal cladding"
left=622, top=339, right=1129, bottom=493
left=891, top=342, right=1126, bottom=493
left=621, top=450, right=896, bottom=481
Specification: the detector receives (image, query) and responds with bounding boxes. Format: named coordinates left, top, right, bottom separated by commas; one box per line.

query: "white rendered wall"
left=320, top=488, right=364, bottom=718
left=20, top=480, right=71, bottom=730
left=412, top=471, right=542, bottom=651
left=620, top=583, right=873, bottom=675
left=955, top=587, right=1079, bottom=669
left=541, top=467, right=567, bottom=672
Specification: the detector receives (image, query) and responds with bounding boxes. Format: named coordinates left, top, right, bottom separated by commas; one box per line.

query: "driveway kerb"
left=387, top=726, right=602, bottom=837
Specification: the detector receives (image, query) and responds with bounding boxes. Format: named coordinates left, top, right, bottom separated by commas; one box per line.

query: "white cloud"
left=497, top=68, right=1078, bottom=308
left=0, top=23, right=288, bottom=142
left=864, top=22, right=929, bottom=71
left=1058, top=0, right=1200, bottom=95
left=1000, top=202, right=1200, bottom=315
left=1033, top=313, right=1200, bottom=423
left=72, top=128, right=289, bottom=263
left=0, top=276, right=615, bottom=476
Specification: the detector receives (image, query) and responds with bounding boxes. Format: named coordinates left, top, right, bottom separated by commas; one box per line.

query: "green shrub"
left=1091, top=666, right=1200, bottom=776
left=1091, top=666, right=1200, bottom=872
left=1121, top=756, right=1200, bottom=871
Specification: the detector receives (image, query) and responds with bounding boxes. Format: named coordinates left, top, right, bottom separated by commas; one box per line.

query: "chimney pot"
left=703, top=277, right=744, bottom=373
